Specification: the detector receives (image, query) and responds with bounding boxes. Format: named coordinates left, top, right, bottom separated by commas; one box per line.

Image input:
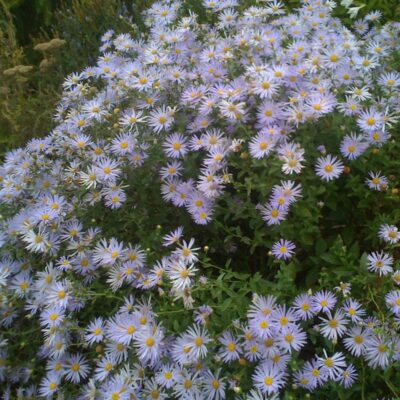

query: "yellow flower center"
left=264, top=376, right=274, bottom=386
left=146, top=337, right=155, bottom=347
left=71, top=363, right=80, bottom=372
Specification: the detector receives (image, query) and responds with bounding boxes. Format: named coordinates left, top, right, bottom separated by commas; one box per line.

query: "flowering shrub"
left=1, top=0, right=400, bottom=398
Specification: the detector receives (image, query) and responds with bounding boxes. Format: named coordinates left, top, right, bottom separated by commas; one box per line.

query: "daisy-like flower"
left=334, top=281, right=352, bottom=296
left=249, top=131, right=276, bottom=159
left=64, top=353, right=91, bottom=384
left=184, top=324, right=211, bottom=360
left=160, top=160, right=182, bottom=180
left=94, top=355, right=116, bottom=382
left=338, top=364, right=357, bottom=388
left=162, top=226, right=184, bottom=247
left=39, top=373, right=61, bottom=397
left=364, top=335, right=391, bottom=368
left=95, top=158, right=121, bottom=183
left=110, top=133, right=136, bottom=155
left=85, top=317, right=106, bottom=345
left=392, top=271, right=400, bottom=286
left=252, top=361, right=286, bottom=395
left=281, top=154, right=304, bottom=174
left=271, top=239, right=295, bottom=260
left=366, top=171, right=389, bottom=191
left=302, top=357, right=329, bottom=389
left=202, top=369, right=226, bottom=400
left=343, top=326, right=372, bottom=357
left=219, top=100, right=246, bottom=120
left=168, top=260, right=198, bottom=290
left=305, top=93, right=337, bottom=116
left=134, top=324, right=164, bottom=365
left=155, top=364, right=179, bottom=389
left=148, top=106, right=175, bottom=133
left=173, top=238, right=199, bottom=264
left=357, top=108, right=384, bottom=132
left=21, top=228, right=50, bottom=253
left=106, top=312, right=141, bottom=345
left=163, top=133, right=188, bottom=158
left=83, top=99, right=108, bottom=121
left=378, top=224, right=400, bottom=244
left=312, top=290, right=337, bottom=313
left=317, top=351, right=347, bottom=380
left=277, top=324, right=307, bottom=353
left=385, top=290, right=400, bottom=316
left=172, top=371, right=201, bottom=399
left=218, top=331, right=241, bottom=362
left=340, top=133, right=367, bottom=160
left=378, top=71, right=400, bottom=91
left=93, top=238, right=125, bottom=266
left=341, top=298, right=365, bottom=323
left=258, top=203, right=288, bottom=225
left=252, top=73, right=279, bottom=99
left=194, top=305, right=213, bottom=325
left=292, top=293, right=314, bottom=320
left=119, top=108, right=147, bottom=130
left=367, top=251, right=393, bottom=276
left=319, top=310, right=348, bottom=340
left=315, top=154, right=344, bottom=181
left=345, top=85, right=372, bottom=101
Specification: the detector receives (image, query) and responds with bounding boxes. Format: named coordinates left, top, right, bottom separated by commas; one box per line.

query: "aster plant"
left=0, top=0, right=400, bottom=399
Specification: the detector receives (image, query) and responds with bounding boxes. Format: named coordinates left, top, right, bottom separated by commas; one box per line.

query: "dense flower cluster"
left=0, top=0, right=400, bottom=398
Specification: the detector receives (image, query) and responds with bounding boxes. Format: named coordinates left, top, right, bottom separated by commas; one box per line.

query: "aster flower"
left=319, top=310, right=348, bottom=340
left=258, top=203, right=288, bottom=225
left=155, top=364, right=179, bottom=389
left=134, top=324, right=164, bottom=365
left=343, top=326, right=372, bottom=357
left=277, top=324, right=307, bottom=353
left=39, top=373, right=61, bottom=397
left=252, top=361, right=286, bottom=395
left=292, top=293, right=314, bottom=320
left=378, top=224, right=399, bottom=244
left=367, top=251, right=393, bottom=276
left=85, top=317, right=105, bottom=345
left=315, top=155, right=344, bottom=181
left=341, top=298, right=365, bottom=323
left=162, top=226, right=184, bottom=247
left=271, top=239, right=296, bottom=260
left=338, top=364, right=357, bottom=388
left=168, top=260, right=198, bottom=290
left=106, top=312, right=141, bottom=345
left=148, top=106, right=175, bottom=133
left=163, top=133, right=188, bottom=158
left=317, top=351, right=347, bottom=380
left=357, top=108, right=384, bottom=132
left=364, top=336, right=391, bottom=369
left=312, top=290, right=337, bottom=313
left=366, top=171, right=389, bottom=191
left=182, top=324, right=210, bottom=360
left=218, top=331, right=241, bottom=363
left=64, top=353, right=91, bottom=384
left=340, top=133, right=367, bottom=160
left=385, top=290, right=400, bottom=316
left=202, top=369, right=226, bottom=400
